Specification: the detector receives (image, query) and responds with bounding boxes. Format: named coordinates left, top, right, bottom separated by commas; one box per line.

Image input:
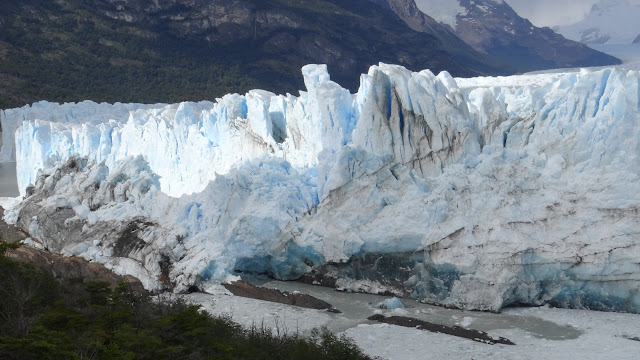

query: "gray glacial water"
left=260, top=279, right=583, bottom=341
left=0, top=162, right=18, bottom=197
left=0, top=133, right=19, bottom=197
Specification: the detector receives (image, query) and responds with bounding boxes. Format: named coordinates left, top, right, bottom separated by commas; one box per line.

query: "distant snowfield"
left=556, top=0, right=640, bottom=46
left=414, top=0, right=467, bottom=29
left=183, top=281, right=640, bottom=360
left=451, top=44, right=640, bottom=100
left=454, top=72, right=566, bottom=91
left=454, top=43, right=640, bottom=91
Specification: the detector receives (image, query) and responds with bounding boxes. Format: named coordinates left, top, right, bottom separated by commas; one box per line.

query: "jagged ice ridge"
left=2, top=63, right=640, bottom=312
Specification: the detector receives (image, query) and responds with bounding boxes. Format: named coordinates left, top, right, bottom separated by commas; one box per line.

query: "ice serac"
left=11, top=65, right=346, bottom=198
left=6, top=64, right=640, bottom=313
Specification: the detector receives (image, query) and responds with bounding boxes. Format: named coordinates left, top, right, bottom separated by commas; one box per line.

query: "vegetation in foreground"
left=0, top=241, right=372, bottom=359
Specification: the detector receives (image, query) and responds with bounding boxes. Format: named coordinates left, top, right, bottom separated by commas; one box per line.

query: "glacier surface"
left=2, top=63, right=640, bottom=312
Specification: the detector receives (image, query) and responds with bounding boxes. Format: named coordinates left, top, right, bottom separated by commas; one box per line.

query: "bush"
left=0, top=242, right=373, bottom=359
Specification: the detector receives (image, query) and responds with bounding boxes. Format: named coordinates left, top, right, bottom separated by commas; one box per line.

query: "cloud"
left=505, top=0, right=596, bottom=27
left=505, top=0, right=640, bottom=27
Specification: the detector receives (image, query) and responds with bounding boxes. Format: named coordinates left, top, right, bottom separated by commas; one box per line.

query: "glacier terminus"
left=1, top=63, right=639, bottom=313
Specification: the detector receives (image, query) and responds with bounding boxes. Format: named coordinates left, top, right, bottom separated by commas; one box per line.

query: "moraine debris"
left=223, top=280, right=339, bottom=312
left=367, top=314, right=515, bottom=345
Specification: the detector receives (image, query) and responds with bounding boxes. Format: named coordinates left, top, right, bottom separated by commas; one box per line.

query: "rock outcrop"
left=223, top=280, right=336, bottom=311
left=0, top=206, right=24, bottom=242
left=6, top=245, right=147, bottom=295
left=367, top=314, right=515, bottom=345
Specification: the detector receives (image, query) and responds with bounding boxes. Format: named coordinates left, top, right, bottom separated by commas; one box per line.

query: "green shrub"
left=0, top=242, right=373, bottom=359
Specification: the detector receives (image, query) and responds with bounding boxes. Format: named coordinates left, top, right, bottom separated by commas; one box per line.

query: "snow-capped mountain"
left=556, top=0, right=640, bottom=44
left=2, top=63, right=640, bottom=313
left=413, top=0, right=620, bottom=71
left=413, top=0, right=469, bottom=29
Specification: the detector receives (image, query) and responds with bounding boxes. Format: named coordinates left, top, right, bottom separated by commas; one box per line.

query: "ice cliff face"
left=3, top=64, right=640, bottom=312
left=0, top=102, right=154, bottom=162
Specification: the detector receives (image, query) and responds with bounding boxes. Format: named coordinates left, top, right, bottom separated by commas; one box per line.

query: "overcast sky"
left=505, top=0, right=640, bottom=27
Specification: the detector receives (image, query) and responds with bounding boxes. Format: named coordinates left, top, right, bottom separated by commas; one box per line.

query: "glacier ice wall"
left=0, top=101, right=156, bottom=162
left=5, top=64, right=640, bottom=312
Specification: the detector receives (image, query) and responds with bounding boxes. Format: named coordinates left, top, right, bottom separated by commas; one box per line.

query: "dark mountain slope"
left=453, top=0, right=620, bottom=72
left=0, top=0, right=503, bottom=109
left=373, top=0, right=514, bottom=74
left=454, top=0, right=620, bottom=71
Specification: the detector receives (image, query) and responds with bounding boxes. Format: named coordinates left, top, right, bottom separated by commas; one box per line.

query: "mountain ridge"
left=557, top=0, right=640, bottom=45
left=0, top=0, right=495, bottom=109
left=413, top=0, right=621, bottom=72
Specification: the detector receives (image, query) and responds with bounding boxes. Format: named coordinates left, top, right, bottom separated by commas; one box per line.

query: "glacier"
left=2, top=63, right=640, bottom=312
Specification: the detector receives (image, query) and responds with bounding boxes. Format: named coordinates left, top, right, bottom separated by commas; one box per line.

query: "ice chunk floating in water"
left=371, top=297, right=406, bottom=310
left=4, top=63, right=640, bottom=312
